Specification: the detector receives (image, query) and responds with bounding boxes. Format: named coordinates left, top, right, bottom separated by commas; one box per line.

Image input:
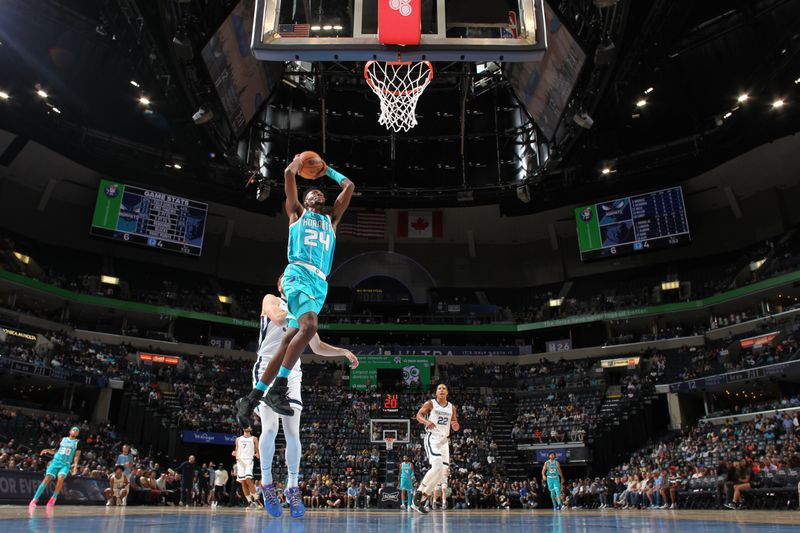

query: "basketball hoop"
left=383, top=437, right=396, bottom=451
left=364, top=60, right=434, bottom=132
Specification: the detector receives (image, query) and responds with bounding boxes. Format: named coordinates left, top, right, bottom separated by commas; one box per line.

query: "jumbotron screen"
left=90, top=179, right=208, bottom=256
left=575, top=186, right=690, bottom=261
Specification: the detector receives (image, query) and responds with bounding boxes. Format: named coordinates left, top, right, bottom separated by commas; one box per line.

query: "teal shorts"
left=400, top=478, right=414, bottom=491
left=547, top=477, right=561, bottom=494
left=46, top=462, right=70, bottom=478
left=283, top=263, right=328, bottom=329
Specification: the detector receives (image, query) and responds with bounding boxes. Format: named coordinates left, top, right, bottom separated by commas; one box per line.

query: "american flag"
left=278, top=24, right=311, bottom=38
left=338, top=210, right=386, bottom=239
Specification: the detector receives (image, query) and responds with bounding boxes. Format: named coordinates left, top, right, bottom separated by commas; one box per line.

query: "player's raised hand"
left=344, top=351, right=360, bottom=369
left=288, top=153, right=303, bottom=173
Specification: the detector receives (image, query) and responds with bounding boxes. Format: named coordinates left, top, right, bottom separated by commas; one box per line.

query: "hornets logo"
left=104, top=184, right=119, bottom=198
left=580, top=208, right=592, bottom=222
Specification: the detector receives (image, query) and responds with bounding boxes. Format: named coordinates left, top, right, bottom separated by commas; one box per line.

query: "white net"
left=364, top=60, right=434, bottom=133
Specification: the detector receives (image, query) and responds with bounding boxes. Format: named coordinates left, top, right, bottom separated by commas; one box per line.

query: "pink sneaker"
left=46, top=497, right=56, bottom=507
left=28, top=500, right=37, bottom=508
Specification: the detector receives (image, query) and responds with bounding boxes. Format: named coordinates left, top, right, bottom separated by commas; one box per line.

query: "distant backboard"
left=370, top=419, right=411, bottom=443
left=251, top=0, right=547, bottom=62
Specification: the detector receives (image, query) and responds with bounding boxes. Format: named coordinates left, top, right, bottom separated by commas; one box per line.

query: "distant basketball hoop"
left=383, top=436, right=396, bottom=450
left=364, top=60, right=434, bottom=132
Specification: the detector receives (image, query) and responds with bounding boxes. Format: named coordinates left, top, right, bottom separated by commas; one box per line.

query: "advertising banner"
left=349, top=355, right=434, bottom=390
left=0, top=470, right=105, bottom=504
left=182, top=431, right=237, bottom=445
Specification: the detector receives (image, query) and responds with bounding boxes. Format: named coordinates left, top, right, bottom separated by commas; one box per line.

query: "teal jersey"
left=400, top=463, right=414, bottom=479
left=287, top=210, right=337, bottom=276
left=52, top=437, right=80, bottom=468
left=546, top=459, right=560, bottom=479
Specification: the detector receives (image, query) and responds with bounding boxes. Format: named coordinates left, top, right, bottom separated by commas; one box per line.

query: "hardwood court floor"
left=2, top=506, right=798, bottom=532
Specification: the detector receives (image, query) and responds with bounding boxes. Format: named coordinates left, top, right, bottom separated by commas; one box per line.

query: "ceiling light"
left=636, top=99, right=647, bottom=108
left=323, top=25, right=333, bottom=30
left=310, top=25, right=321, bottom=31
left=0, top=91, right=9, bottom=100
left=549, top=298, right=563, bottom=307
left=723, top=111, right=732, bottom=119
left=644, top=87, right=653, bottom=94
left=333, top=25, right=343, bottom=30
left=51, top=107, right=61, bottom=114
left=36, top=89, right=48, bottom=98
left=601, top=167, right=612, bottom=175
left=661, top=280, right=680, bottom=291
left=772, top=99, right=785, bottom=108
left=101, top=275, right=120, bottom=286
left=130, top=80, right=140, bottom=87
left=795, top=77, right=800, bottom=85
left=172, top=163, right=182, bottom=169
left=218, top=295, right=232, bottom=304
left=13, top=252, right=30, bottom=264
left=139, top=96, right=151, bottom=106
left=737, top=93, right=749, bottom=103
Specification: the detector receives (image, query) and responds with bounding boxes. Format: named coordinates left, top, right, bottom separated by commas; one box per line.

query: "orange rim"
left=364, top=60, right=434, bottom=97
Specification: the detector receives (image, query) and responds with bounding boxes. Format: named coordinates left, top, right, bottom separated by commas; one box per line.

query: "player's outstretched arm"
left=416, top=401, right=436, bottom=430
left=253, top=436, right=260, bottom=459
left=326, top=166, right=355, bottom=227
left=263, top=294, right=288, bottom=323
left=450, top=405, right=460, bottom=432
left=71, top=450, right=81, bottom=475
left=308, top=334, right=359, bottom=368
left=285, top=154, right=304, bottom=223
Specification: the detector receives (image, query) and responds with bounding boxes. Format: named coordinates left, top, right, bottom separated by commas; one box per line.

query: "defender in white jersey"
left=253, top=276, right=359, bottom=518
left=411, top=384, right=460, bottom=514
left=232, top=427, right=259, bottom=508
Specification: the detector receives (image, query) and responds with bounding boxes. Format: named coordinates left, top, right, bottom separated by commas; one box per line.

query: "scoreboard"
left=90, top=179, right=208, bottom=256
left=575, top=186, right=690, bottom=261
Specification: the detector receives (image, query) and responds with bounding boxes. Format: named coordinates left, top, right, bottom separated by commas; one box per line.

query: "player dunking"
left=236, top=153, right=354, bottom=422
left=252, top=278, right=359, bottom=518
left=411, top=384, right=459, bottom=514
left=542, top=451, right=564, bottom=511
left=29, top=426, right=82, bottom=508
left=232, top=426, right=259, bottom=509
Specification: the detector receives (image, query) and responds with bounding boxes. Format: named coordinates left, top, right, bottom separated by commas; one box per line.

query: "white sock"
left=282, top=411, right=302, bottom=488
left=259, top=405, right=278, bottom=486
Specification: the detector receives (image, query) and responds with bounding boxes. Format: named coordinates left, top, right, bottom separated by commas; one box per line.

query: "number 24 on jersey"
left=304, top=229, right=331, bottom=251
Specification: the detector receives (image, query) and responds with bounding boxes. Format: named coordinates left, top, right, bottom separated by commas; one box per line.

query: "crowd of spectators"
left=557, top=411, right=800, bottom=510
left=0, top=334, right=131, bottom=381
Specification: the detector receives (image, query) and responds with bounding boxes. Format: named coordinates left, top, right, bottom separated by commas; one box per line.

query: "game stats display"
left=90, top=179, right=208, bottom=256
left=575, top=186, right=690, bottom=261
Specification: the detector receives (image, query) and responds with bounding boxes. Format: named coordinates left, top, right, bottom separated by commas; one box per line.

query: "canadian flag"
left=397, top=211, right=443, bottom=239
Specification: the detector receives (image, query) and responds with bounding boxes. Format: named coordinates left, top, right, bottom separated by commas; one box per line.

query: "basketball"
left=298, top=151, right=327, bottom=180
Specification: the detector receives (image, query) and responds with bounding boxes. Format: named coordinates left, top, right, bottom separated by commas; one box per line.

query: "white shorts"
left=236, top=459, right=254, bottom=481
left=252, top=361, right=303, bottom=410
left=112, top=487, right=127, bottom=497
left=424, top=434, right=450, bottom=466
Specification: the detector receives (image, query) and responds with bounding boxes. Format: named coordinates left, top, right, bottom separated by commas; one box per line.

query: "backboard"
left=370, top=419, right=411, bottom=444
left=251, top=0, right=547, bottom=62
